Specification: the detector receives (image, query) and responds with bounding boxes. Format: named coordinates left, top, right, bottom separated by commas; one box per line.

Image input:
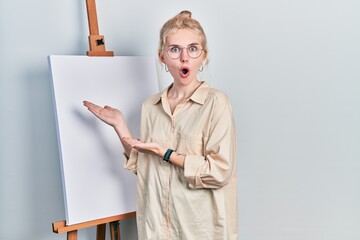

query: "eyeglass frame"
left=164, top=44, right=204, bottom=60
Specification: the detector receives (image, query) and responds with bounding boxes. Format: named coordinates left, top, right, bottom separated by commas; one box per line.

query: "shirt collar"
left=152, top=81, right=210, bottom=105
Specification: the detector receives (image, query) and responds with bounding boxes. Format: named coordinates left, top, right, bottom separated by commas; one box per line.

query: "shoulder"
left=208, top=88, right=229, bottom=101
left=143, top=92, right=161, bottom=106
left=201, top=85, right=234, bottom=116
left=193, top=82, right=231, bottom=106
left=205, top=87, right=232, bottom=106
left=140, top=93, right=161, bottom=117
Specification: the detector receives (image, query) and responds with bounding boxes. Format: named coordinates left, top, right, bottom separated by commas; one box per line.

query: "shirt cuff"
left=123, top=149, right=138, bottom=174
left=183, top=154, right=205, bottom=189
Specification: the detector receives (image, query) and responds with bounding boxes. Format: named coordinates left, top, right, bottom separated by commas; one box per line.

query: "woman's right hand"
left=83, top=100, right=124, bottom=128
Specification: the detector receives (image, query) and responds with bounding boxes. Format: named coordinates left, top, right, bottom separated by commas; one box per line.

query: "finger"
left=121, top=137, right=139, bottom=146
left=87, top=105, right=101, bottom=115
left=84, top=103, right=103, bottom=117
left=83, top=100, right=96, bottom=107
left=84, top=101, right=99, bottom=111
left=85, top=102, right=102, bottom=111
left=104, top=105, right=114, bottom=110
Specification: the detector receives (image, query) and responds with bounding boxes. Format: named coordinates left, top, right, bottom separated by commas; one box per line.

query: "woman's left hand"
left=121, top=137, right=164, bottom=157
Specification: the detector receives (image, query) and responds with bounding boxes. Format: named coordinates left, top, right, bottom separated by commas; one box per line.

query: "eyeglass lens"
left=166, top=45, right=203, bottom=59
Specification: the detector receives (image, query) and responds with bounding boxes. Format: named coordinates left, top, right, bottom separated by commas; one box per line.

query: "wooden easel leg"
left=67, top=230, right=78, bottom=240
left=110, top=221, right=121, bottom=240
left=52, top=213, right=135, bottom=240
left=96, top=223, right=106, bottom=240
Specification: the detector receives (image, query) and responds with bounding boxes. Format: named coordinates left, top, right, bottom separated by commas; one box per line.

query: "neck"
left=168, top=80, right=201, bottom=100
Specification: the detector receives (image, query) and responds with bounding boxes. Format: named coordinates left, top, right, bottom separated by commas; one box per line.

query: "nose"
left=180, top=49, right=188, bottom=62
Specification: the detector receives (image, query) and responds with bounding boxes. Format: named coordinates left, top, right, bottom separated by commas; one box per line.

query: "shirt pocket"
left=175, top=131, right=204, bottom=155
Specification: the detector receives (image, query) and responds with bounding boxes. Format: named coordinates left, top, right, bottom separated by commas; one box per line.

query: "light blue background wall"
left=1, top=0, right=359, bottom=240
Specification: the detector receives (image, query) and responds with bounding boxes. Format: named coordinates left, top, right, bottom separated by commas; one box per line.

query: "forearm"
left=158, top=148, right=185, bottom=169
left=113, top=120, right=133, bottom=157
left=168, top=151, right=185, bottom=169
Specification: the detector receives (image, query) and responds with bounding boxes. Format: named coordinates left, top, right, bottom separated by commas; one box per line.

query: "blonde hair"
left=158, top=10, right=208, bottom=61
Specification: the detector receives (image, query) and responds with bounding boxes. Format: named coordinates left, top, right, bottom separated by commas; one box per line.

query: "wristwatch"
left=163, top=149, right=174, bottom=163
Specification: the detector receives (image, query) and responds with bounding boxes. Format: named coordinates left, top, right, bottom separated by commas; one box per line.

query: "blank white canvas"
left=48, top=55, right=159, bottom=225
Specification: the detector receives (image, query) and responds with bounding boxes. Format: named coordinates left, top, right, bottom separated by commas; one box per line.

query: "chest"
left=145, top=101, right=214, bottom=152
left=168, top=97, right=188, bottom=114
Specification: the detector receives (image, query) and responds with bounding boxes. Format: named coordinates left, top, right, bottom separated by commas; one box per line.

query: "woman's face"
left=160, top=28, right=206, bottom=86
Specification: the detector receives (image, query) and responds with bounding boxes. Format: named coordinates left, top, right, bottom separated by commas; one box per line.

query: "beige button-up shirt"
left=125, top=82, right=238, bottom=240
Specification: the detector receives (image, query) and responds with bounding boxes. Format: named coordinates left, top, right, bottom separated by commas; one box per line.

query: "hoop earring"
left=199, top=63, right=204, bottom=72
left=164, top=64, right=169, bottom=72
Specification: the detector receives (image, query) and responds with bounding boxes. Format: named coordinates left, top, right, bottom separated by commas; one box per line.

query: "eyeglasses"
left=165, top=44, right=203, bottom=59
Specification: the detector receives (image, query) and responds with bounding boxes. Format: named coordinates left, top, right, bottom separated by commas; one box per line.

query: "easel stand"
left=85, top=0, right=114, bottom=56
left=52, top=212, right=136, bottom=240
left=52, top=1, right=134, bottom=238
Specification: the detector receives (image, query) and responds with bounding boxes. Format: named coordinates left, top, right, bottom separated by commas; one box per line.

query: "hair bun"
left=179, top=10, right=192, bottom=18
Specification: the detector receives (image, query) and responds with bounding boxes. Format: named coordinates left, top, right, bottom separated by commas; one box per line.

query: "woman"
left=84, top=10, right=238, bottom=240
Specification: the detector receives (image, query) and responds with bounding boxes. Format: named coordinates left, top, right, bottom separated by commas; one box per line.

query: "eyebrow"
left=167, top=43, right=201, bottom=47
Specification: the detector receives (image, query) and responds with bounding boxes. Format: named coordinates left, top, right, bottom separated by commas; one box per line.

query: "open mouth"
left=180, top=67, right=190, bottom=77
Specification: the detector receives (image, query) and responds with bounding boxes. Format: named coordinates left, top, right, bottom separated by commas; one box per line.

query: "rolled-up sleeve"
left=184, top=94, right=237, bottom=189
left=123, top=148, right=138, bottom=174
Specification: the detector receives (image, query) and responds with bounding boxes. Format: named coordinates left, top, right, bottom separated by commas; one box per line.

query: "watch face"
left=163, top=149, right=174, bottom=163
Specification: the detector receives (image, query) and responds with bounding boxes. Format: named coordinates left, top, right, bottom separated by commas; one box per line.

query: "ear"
left=202, top=52, right=208, bottom=65
left=158, top=51, right=166, bottom=63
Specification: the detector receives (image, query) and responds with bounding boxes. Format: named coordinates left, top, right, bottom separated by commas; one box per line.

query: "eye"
left=188, top=46, right=198, bottom=52
left=170, top=46, right=181, bottom=53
